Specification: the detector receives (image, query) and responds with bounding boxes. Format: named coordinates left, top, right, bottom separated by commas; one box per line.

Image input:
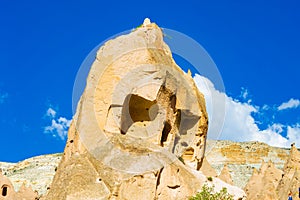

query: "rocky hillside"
left=206, top=140, right=290, bottom=188
left=0, top=153, right=61, bottom=195
left=0, top=140, right=291, bottom=196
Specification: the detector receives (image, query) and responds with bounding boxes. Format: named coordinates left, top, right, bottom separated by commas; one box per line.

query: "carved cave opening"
left=120, top=91, right=182, bottom=148
left=1, top=185, right=8, bottom=197
left=120, top=94, right=159, bottom=134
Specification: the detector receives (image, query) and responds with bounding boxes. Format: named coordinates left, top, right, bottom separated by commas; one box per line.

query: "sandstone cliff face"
left=206, top=140, right=289, bottom=188
left=44, top=19, right=218, bottom=200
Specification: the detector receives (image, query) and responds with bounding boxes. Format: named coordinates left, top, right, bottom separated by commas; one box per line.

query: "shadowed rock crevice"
left=120, top=94, right=158, bottom=134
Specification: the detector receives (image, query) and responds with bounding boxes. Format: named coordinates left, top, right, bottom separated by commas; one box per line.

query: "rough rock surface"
left=1, top=139, right=293, bottom=199
left=276, top=144, right=300, bottom=200
left=244, top=144, right=300, bottom=200
left=244, top=160, right=283, bottom=200
left=199, top=157, right=217, bottom=177
left=206, top=140, right=289, bottom=188
left=0, top=154, right=61, bottom=196
left=0, top=170, right=38, bottom=200
left=43, top=18, right=243, bottom=200
left=218, top=164, right=233, bottom=185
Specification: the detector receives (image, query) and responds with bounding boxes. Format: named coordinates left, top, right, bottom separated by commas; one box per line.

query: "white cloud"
left=286, top=124, right=300, bottom=144
left=193, top=74, right=300, bottom=148
left=240, top=87, right=249, bottom=100
left=278, top=98, right=300, bottom=111
left=44, top=108, right=71, bottom=140
left=46, top=108, right=56, bottom=118
left=0, top=92, right=8, bottom=104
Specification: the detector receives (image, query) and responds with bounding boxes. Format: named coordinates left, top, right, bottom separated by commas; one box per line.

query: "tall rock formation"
left=244, top=160, right=283, bottom=200
left=199, top=157, right=217, bottom=177
left=218, top=164, right=233, bottom=185
left=277, top=144, right=300, bottom=200
left=45, top=19, right=213, bottom=200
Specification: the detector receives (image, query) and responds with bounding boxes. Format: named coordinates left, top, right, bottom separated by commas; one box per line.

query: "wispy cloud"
left=46, top=108, right=56, bottom=118
left=278, top=98, right=300, bottom=111
left=239, top=87, right=250, bottom=102
left=194, top=74, right=300, bottom=148
left=43, top=107, right=71, bottom=140
left=0, top=92, right=8, bottom=104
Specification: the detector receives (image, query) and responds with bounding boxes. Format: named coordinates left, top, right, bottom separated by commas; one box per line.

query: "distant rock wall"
left=206, top=140, right=289, bottom=188
left=0, top=154, right=61, bottom=196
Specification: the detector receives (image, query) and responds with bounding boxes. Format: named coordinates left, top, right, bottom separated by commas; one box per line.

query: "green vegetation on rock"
left=189, top=185, right=234, bottom=200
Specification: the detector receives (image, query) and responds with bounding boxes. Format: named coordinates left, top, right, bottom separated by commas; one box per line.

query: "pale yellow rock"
left=15, top=183, right=39, bottom=200
left=244, top=160, right=283, bottom=200
left=44, top=18, right=214, bottom=200
left=206, top=140, right=289, bottom=188
left=277, top=144, right=300, bottom=200
left=199, top=157, right=217, bottom=177
left=218, top=164, right=233, bottom=185
left=0, top=172, right=38, bottom=200
left=143, top=18, right=151, bottom=26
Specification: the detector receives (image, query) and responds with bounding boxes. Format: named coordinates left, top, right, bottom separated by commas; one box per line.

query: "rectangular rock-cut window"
left=2, top=186, right=8, bottom=196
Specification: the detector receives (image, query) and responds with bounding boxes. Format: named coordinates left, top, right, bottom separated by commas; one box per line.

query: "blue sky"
left=0, top=0, right=299, bottom=162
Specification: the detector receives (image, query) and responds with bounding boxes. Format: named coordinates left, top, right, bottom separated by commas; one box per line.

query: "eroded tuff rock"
left=199, top=157, right=217, bottom=177
left=0, top=154, right=61, bottom=197
left=1, top=138, right=297, bottom=199
left=206, top=140, right=289, bottom=188
left=244, top=144, right=300, bottom=200
left=44, top=19, right=211, bottom=200
left=0, top=170, right=38, bottom=200
left=218, top=164, right=233, bottom=185
left=276, top=144, right=300, bottom=200
left=244, top=160, right=283, bottom=200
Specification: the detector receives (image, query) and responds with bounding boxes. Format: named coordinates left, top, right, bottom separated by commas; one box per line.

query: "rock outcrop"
left=244, top=144, right=300, bottom=200
left=44, top=18, right=228, bottom=200
left=0, top=154, right=61, bottom=197
left=218, top=164, right=233, bottom=185
left=244, top=160, right=283, bottom=200
left=206, top=140, right=289, bottom=188
left=0, top=170, right=38, bottom=200
left=276, top=144, right=300, bottom=200
left=1, top=139, right=294, bottom=199
left=199, top=157, right=217, bottom=177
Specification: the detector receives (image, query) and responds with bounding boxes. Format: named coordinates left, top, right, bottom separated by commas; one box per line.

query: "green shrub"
left=189, top=184, right=234, bottom=200
left=207, top=176, right=213, bottom=181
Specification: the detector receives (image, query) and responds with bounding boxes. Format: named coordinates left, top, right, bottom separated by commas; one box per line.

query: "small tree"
left=189, top=184, right=234, bottom=200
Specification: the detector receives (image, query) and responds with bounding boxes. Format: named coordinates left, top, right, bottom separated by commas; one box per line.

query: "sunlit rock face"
left=44, top=19, right=245, bottom=200
left=0, top=170, right=38, bottom=200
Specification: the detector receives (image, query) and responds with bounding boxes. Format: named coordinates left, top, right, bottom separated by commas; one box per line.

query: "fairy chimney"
left=45, top=18, right=210, bottom=200
left=218, top=164, right=233, bottom=185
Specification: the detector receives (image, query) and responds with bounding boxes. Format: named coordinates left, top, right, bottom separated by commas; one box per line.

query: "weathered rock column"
left=45, top=18, right=209, bottom=200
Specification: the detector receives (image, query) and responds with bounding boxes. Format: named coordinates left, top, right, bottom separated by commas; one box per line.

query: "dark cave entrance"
left=120, top=94, right=159, bottom=134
